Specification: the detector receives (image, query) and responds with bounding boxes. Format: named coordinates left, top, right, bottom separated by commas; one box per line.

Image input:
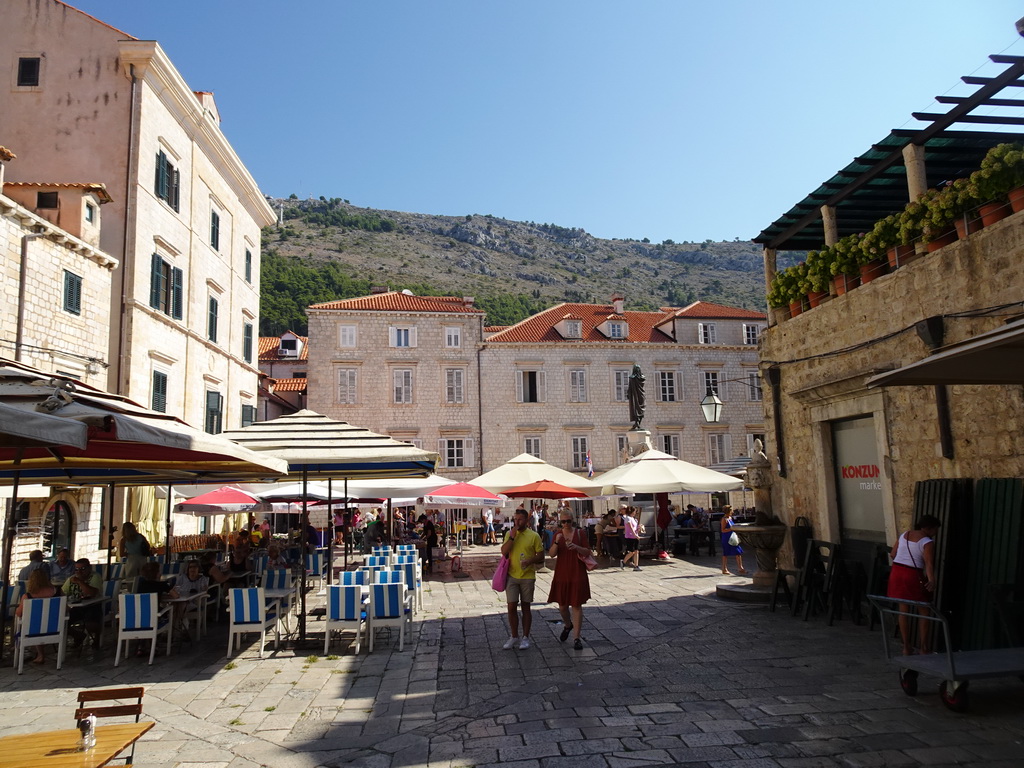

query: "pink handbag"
left=573, top=531, right=598, bottom=571
left=491, top=555, right=510, bottom=591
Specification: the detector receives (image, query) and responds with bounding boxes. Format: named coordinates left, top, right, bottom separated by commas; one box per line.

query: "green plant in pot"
left=803, top=248, right=833, bottom=296
left=970, top=142, right=1024, bottom=203
left=897, top=192, right=931, bottom=246
left=830, top=234, right=862, bottom=277
left=767, top=265, right=800, bottom=309
left=862, top=214, right=898, bottom=259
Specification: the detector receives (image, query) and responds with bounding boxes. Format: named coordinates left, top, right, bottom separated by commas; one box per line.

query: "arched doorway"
left=42, top=500, right=75, bottom=557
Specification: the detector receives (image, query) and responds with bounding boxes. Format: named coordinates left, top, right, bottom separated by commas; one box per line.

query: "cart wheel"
left=899, top=668, right=918, bottom=696
left=939, top=680, right=969, bottom=712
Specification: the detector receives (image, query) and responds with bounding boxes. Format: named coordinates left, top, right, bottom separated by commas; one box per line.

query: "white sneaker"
left=502, top=636, right=519, bottom=650
left=518, top=636, right=530, bottom=650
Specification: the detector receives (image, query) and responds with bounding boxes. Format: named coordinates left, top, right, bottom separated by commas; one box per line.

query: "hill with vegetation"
left=259, top=196, right=800, bottom=336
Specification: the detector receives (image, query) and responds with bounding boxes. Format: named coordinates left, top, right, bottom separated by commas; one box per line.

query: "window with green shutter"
left=150, top=254, right=183, bottom=320
left=154, top=151, right=180, bottom=212
left=241, top=404, right=256, bottom=427
left=208, top=297, right=219, bottom=342
left=205, top=390, right=223, bottom=434
left=243, top=322, right=253, bottom=363
left=244, top=249, right=252, bottom=283
left=63, top=270, right=82, bottom=315
left=210, top=210, right=220, bottom=250
left=152, top=371, right=168, bottom=413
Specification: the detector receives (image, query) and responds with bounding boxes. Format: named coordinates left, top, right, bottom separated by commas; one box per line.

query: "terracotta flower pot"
left=953, top=214, right=982, bottom=240
left=806, top=290, right=828, bottom=308
left=1009, top=185, right=1024, bottom=214
left=886, top=244, right=916, bottom=269
left=788, top=300, right=803, bottom=318
left=832, top=274, right=860, bottom=296
left=979, top=201, right=1011, bottom=227
left=858, top=259, right=888, bottom=284
left=925, top=229, right=957, bottom=253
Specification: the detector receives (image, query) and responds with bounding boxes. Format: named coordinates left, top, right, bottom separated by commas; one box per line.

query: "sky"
left=69, top=1, right=1024, bottom=244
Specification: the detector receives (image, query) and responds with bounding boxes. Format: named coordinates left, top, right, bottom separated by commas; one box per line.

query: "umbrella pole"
left=165, top=483, right=173, bottom=561
left=343, top=478, right=349, bottom=571
left=299, top=468, right=308, bottom=644
left=105, top=483, right=115, bottom=572
left=0, top=455, right=23, bottom=657
left=327, top=477, right=333, bottom=587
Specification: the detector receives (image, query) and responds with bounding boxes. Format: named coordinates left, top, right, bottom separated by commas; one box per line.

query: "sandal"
left=573, top=638, right=583, bottom=650
left=559, top=622, right=573, bottom=643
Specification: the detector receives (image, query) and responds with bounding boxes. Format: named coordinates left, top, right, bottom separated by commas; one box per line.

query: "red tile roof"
left=487, top=301, right=765, bottom=344
left=271, top=378, right=308, bottom=392
left=258, top=333, right=308, bottom=361
left=309, top=291, right=484, bottom=314
left=3, top=181, right=113, bottom=203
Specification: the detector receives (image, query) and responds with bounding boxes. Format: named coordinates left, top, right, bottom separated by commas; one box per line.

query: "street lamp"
left=700, top=387, right=723, bottom=424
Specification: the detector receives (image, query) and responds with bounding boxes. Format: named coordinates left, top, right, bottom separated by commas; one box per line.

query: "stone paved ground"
left=1, top=548, right=1022, bottom=767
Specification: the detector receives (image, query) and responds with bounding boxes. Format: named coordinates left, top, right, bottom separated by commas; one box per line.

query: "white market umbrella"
left=471, top=453, right=602, bottom=494
left=595, top=449, right=744, bottom=494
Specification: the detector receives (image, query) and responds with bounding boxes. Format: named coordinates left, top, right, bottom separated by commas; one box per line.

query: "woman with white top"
left=887, top=514, right=940, bottom=656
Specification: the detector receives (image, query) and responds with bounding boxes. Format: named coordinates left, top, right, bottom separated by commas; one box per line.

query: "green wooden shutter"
left=170, top=267, right=183, bottom=320
left=244, top=249, right=252, bottom=283
left=63, top=271, right=81, bottom=315
left=243, top=323, right=253, bottom=363
left=152, top=371, right=168, bottom=412
left=205, top=390, right=223, bottom=434
left=171, top=167, right=180, bottom=212
left=150, top=253, right=163, bottom=309
left=155, top=151, right=166, bottom=200
left=210, top=210, right=220, bottom=250
left=241, top=404, right=256, bottom=428
left=208, top=297, right=218, bottom=342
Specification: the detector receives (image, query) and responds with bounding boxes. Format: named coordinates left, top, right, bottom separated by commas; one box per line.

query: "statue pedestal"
left=626, top=430, right=652, bottom=457
left=716, top=524, right=787, bottom=604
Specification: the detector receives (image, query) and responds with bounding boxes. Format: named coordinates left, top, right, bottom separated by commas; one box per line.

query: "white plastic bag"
left=728, top=531, right=740, bottom=547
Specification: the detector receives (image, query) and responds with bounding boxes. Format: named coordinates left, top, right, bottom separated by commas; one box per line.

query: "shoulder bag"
left=574, top=531, right=598, bottom=571
left=491, top=554, right=510, bottom=591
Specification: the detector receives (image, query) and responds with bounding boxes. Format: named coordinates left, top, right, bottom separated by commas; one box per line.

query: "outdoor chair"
left=304, top=553, right=326, bottom=593
left=251, top=554, right=269, bottom=575
left=390, top=553, right=417, bottom=568
left=96, top=562, right=124, bottom=581
left=324, top=584, right=368, bottom=654
left=372, top=546, right=391, bottom=556
left=397, top=561, right=424, bottom=611
left=261, top=568, right=296, bottom=615
left=74, top=686, right=144, bottom=766
left=338, top=570, right=368, bottom=587
left=867, top=544, right=892, bottom=630
left=366, top=555, right=390, bottom=568
left=367, top=582, right=413, bottom=652
left=373, top=569, right=404, bottom=585
left=3, top=582, right=25, bottom=621
left=227, top=587, right=279, bottom=658
left=161, top=562, right=182, bottom=577
left=14, top=595, right=67, bottom=674
left=800, top=540, right=841, bottom=621
left=114, top=592, right=171, bottom=666
left=97, top=578, right=123, bottom=646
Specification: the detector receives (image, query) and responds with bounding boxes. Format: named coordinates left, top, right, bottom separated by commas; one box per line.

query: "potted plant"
left=968, top=142, right=1024, bottom=221
left=897, top=194, right=930, bottom=250
left=802, top=248, right=832, bottom=307
left=829, top=234, right=862, bottom=294
left=767, top=265, right=803, bottom=318
left=865, top=213, right=912, bottom=269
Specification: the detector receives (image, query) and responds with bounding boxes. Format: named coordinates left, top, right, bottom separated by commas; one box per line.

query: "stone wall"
left=760, top=210, right=1024, bottom=548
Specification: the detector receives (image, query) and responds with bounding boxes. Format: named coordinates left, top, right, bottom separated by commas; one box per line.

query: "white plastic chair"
left=114, top=593, right=171, bottom=666
left=367, top=582, right=413, bottom=652
left=227, top=587, right=279, bottom=658
left=14, top=595, right=67, bottom=674
left=324, top=584, right=368, bottom=654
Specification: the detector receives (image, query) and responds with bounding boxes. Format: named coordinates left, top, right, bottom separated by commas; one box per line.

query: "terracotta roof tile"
left=271, top=378, right=308, bottom=392
left=487, top=303, right=676, bottom=344
left=3, top=181, right=113, bottom=203
left=258, top=333, right=308, bottom=361
left=672, top=301, right=766, bottom=320
left=309, top=291, right=484, bottom=314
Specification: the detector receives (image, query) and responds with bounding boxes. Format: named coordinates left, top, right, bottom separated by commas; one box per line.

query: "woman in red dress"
left=547, top=513, right=591, bottom=649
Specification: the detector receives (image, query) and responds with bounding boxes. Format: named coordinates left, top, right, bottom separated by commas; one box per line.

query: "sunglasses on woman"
left=560, top=519, right=572, bottom=525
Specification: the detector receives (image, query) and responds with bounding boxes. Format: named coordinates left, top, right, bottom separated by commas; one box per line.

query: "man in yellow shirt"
left=499, top=508, right=544, bottom=650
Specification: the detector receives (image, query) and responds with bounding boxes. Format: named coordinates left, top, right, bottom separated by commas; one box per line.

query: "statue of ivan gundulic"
left=627, top=363, right=646, bottom=430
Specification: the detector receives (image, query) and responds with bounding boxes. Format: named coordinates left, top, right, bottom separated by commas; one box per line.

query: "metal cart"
left=867, top=595, right=1024, bottom=712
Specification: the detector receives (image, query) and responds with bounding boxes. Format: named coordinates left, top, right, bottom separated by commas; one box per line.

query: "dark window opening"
left=152, top=370, right=168, bottom=412
left=17, top=57, right=40, bottom=87
left=36, top=191, right=58, bottom=209
left=154, top=151, right=180, bottom=211
left=149, top=253, right=183, bottom=319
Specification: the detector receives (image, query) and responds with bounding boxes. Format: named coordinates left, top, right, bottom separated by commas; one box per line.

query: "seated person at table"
left=18, top=549, right=48, bottom=582
left=137, top=561, right=179, bottom=601
left=266, top=544, right=290, bottom=569
left=15, top=568, right=60, bottom=664
left=48, top=547, right=75, bottom=584
left=675, top=508, right=695, bottom=528
left=228, top=532, right=251, bottom=572
left=63, top=558, right=103, bottom=646
left=199, top=552, right=232, bottom=588
left=172, top=560, right=209, bottom=631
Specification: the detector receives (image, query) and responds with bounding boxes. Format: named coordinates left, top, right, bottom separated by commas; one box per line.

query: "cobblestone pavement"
left=2, top=548, right=1022, bottom=767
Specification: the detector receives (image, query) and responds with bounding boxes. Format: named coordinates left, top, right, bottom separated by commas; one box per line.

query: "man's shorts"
left=624, top=538, right=639, bottom=552
left=506, top=576, right=535, bottom=604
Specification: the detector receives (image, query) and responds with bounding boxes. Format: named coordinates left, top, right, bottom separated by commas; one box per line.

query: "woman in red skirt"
left=548, top=513, right=591, bottom=650
left=887, top=514, right=940, bottom=656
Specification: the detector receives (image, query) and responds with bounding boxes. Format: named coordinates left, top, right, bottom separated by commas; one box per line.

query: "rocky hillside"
left=259, top=197, right=799, bottom=335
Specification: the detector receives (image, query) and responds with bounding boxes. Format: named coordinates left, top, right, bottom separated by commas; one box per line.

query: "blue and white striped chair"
left=3, top=583, right=25, bottom=622
left=373, top=569, right=404, bottom=585
left=371, top=546, right=391, bottom=557
left=261, top=568, right=295, bottom=615
left=324, top=584, right=368, bottom=654
left=338, top=570, right=368, bottom=587
left=14, top=595, right=67, bottom=674
left=114, top=592, right=171, bottom=666
left=304, top=553, right=326, bottom=593
left=397, top=561, right=424, bottom=611
left=367, top=582, right=413, bottom=652
left=97, top=578, right=122, bottom=646
left=227, top=587, right=279, bottom=658
left=251, top=555, right=269, bottom=576
left=161, top=562, right=182, bottom=577
left=366, top=555, right=390, bottom=568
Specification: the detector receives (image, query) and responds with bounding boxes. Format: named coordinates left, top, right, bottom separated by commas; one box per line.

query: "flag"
left=586, top=450, right=594, bottom=477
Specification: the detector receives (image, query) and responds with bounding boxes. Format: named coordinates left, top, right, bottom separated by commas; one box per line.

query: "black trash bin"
left=791, top=516, right=812, bottom=568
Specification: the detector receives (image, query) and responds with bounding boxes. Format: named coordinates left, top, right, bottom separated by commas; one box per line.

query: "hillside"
left=259, top=197, right=799, bottom=335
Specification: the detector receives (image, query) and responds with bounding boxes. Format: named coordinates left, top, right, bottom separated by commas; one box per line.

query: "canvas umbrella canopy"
left=500, top=479, right=589, bottom=500
left=471, top=453, right=602, bottom=494
left=219, top=409, right=439, bottom=641
left=174, top=486, right=262, bottom=516
left=422, top=482, right=505, bottom=553
left=595, top=449, right=744, bottom=495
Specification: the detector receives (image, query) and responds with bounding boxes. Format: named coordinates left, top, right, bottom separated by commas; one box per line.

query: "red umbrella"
left=422, top=482, right=504, bottom=507
left=175, top=486, right=262, bottom=515
left=500, top=479, right=589, bottom=499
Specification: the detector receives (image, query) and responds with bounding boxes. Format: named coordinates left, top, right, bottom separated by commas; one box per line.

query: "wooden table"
left=0, top=722, right=153, bottom=768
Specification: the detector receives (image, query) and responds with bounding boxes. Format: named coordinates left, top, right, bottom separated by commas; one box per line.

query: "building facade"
left=257, top=331, right=309, bottom=420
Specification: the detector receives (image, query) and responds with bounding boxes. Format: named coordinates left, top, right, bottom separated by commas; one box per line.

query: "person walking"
left=500, top=508, right=544, bottom=650
left=548, top=512, right=591, bottom=650
left=422, top=515, right=438, bottom=575
left=118, top=521, right=150, bottom=578
left=719, top=506, right=748, bottom=576
left=888, top=515, right=940, bottom=656
left=622, top=506, right=644, bottom=571
left=483, top=507, right=497, bottom=545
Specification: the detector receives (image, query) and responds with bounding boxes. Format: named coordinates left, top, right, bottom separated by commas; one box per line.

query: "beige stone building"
left=257, top=331, right=309, bottom=420
left=306, top=290, right=766, bottom=486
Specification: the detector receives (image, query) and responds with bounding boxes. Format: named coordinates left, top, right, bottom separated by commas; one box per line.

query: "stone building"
left=305, top=290, right=765, bottom=486
left=257, top=331, right=309, bottom=420
left=753, top=50, right=1024, bottom=610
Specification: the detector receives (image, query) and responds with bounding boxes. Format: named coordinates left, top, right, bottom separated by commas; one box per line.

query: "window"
left=17, top=57, right=40, bottom=87
left=207, top=297, right=219, bottom=342
left=565, top=320, right=582, bottom=338
left=608, top=322, right=625, bottom=339
left=241, top=404, right=257, bottom=428
left=389, top=326, right=416, bottom=348
left=338, top=324, right=357, bottom=348
left=569, top=369, right=587, bottom=402
left=524, top=436, right=542, bottom=458
left=62, top=270, right=82, bottom=315
left=698, top=322, right=717, bottom=344
left=244, top=249, right=252, bottom=283
left=149, top=254, right=183, bottom=319
left=439, top=438, right=475, bottom=469
left=702, top=370, right=721, bottom=398
left=570, top=436, right=589, bottom=470
left=154, top=151, right=180, bottom=211
left=613, top=369, right=630, bottom=401
left=204, top=390, right=223, bottom=434
left=151, top=371, right=168, bottom=413
left=337, top=368, right=358, bottom=404
left=210, top=209, right=220, bottom=251
left=243, top=322, right=253, bottom=363
left=657, top=371, right=678, bottom=402
left=445, top=368, right=465, bottom=404
left=743, top=324, right=761, bottom=345
left=85, top=203, right=96, bottom=223
left=444, top=326, right=462, bottom=348
left=393, top=368, right=413, bottom=404
left=747, top=433, right=766, bottom=456
left=36, top=191, right=58, bottom=209
left=516, top=370, right=546, bottom=403
left=747, top=371, right=763, bottom=401
left=707, top=433, right=729, bottom=465
left=616, top=434, right=629, bottom=459
left=661, top=434, right=681, bottom=458
left=280, top=338, right=297, bottom=354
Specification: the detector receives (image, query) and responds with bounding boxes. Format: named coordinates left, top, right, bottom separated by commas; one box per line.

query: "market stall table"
left=0, top=722, right=154, bottom=768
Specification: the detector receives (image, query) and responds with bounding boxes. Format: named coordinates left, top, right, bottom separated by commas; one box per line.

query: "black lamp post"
left=700, top=387, right=723, bottom=424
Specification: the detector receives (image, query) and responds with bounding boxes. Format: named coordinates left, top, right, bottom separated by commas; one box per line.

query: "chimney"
left=611, top=294, right=624, bottom=314
left=463, top=296, right=475, bottom=307
left=370, top=285, right=389, bottom=295
left=0, top=146, right=15, bottom=189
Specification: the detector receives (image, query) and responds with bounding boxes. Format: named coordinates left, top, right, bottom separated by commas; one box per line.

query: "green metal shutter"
left=208, top=297, right=218, bottom=342
left=152, top=371, right=167, bottom=412
left=170, top=267, right=183, bottom=320
left=150, top=253, right=163, bottom=309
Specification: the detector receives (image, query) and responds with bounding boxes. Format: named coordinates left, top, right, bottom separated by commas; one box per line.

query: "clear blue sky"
left=70, top=1, right=1024, bottom=243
